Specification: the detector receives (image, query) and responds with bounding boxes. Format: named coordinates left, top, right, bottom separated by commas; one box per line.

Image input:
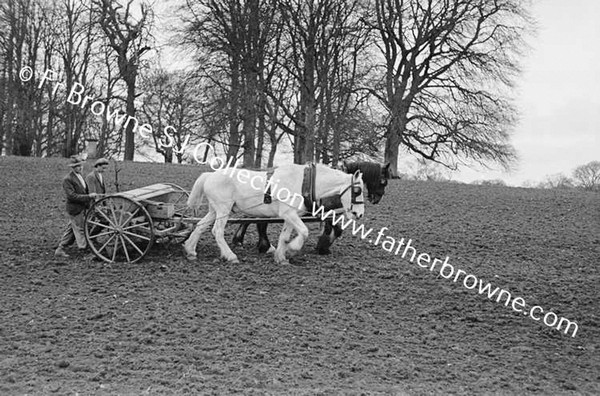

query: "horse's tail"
left=187, top=173, right=209, bottom=210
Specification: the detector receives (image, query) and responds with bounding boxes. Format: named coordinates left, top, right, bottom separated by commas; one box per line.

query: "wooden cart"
left=84, top=183, right=322, bottom=263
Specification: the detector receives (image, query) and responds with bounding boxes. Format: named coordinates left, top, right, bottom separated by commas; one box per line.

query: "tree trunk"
left=267, top=142, right=276, bottom=168
left=227, top=64, right=241, bottom=161
left=0, top=55, right=7, bottom=154
left=163, top=146, right=173, bottom=163
left=384, top=114, right=404, bottom=178
left=123, top=80, right=136, bottom=160
left=303, top=100, right=315, bottom=163
left=293, top=126, right=305, bottom=164
left=301, top=35, right=316, bottom=164
left=4, top=0, right=18, bottom=156
left=254, top=76, right=266, bottom=168
left=266, top=122, right=279, bottom=168
left=255, top=110, right=265, bottom=168
left=332, top=121, right=341, bottom=168
left=241, top=81, right=256, bottom=167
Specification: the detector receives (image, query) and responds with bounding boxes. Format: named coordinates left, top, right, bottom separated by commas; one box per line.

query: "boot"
left=55, top=247, right=70, bottom=258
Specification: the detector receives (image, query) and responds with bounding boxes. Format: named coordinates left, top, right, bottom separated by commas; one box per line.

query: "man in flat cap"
left=86, top=157, right=109, bottom=195
left=55, top=156, right=100, bottom=258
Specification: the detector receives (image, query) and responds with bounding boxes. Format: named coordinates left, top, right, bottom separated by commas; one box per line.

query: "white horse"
left=183, top=163, right=365, bottom=264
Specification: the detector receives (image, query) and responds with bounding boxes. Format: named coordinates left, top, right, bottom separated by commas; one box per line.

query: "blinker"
left=319, top=195, right=343, bottom=210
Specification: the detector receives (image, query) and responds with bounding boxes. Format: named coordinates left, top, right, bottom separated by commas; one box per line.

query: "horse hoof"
left=275, top=258, right=290, bottom=265
left=223, top=255, right=239, bottom=264
left=183, top=245, right=196, bottom=260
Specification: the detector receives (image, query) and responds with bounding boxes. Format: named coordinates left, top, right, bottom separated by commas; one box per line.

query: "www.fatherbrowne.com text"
left=310, top=203, right=579, bottom=338
left=190, top=154, right=579, bottom=338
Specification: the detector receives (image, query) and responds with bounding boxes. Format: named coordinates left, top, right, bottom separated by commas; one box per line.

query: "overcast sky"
left=452, top=0, right=600, bottom=185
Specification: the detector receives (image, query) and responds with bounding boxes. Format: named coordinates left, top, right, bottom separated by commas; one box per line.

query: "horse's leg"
left=256, top=222, right=274, bottom=253
left=212, top=210, right=239, bottom=263
left=316, top=219, right=344, bottom=255
left=274, top=221, right=294, bottom=264
left=281, top=213, right=309, bottom=257
left=183, top=210, right=216, bottom=260
left=316, top=220, right=333, bottom=255
left=231, top=223, right=249, bottom=246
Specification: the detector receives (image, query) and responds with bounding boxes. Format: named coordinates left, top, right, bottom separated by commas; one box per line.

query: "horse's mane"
left=344, top=161, right=383, bottom=185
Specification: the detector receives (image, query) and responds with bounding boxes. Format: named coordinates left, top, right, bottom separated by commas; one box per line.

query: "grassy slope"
left=0, top=155, right=598, bottom=395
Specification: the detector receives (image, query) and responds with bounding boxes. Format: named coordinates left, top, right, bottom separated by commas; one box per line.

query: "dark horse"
left=231, top=161, right=391, bottom=255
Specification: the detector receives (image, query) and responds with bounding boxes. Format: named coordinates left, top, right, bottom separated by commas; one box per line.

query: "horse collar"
left=301, top=163, right=317, bottom=210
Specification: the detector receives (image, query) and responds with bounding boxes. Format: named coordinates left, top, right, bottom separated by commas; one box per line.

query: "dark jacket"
left=63, top=171, right=92, bottom=215
left=85, top=170, right=106, bottom=194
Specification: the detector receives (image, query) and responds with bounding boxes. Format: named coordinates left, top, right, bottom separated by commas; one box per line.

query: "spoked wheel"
left=85, top=196, right=154, bottom=263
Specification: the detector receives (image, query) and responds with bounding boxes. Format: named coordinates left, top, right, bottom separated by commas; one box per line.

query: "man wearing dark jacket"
left=55, top=156, right=99, bottom=258
left=86, top=157, right=109, bottom=195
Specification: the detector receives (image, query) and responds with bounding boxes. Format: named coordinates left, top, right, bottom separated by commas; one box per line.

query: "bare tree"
left=314, top=0, right=375, bottom=166
left=51, top=0, right=97, bottom=157
left=572, top=161, right=600, bottom=191
left=182, top=0, right=385, bottom=167
left=263, top=63, right=291, bottom=167
left=139, top=67, right=202, bottom=163
left=94, top=0, right=153, bottom=161
left=37, top=5, right=62, bottom=157
left=277, top=0, right=336, bottom=164
left=14, top=0, right=46, bottom=156
left=0, top=0, right=48, bottom=156
left=369, top=0, right=532, bottom=177
left=92, top=35, right=122, bottom=159
left=184, top=0, right=279, bottom=167
left=472, top=179, right=505, bottom=186
left=0, top=0, right=155, bottom=159
left=0, top=0, right=20, bottom=155
left=0, top=0, right=112, bottom=158
left=538, top=173, right=575, bottom=190
left=276, top=0, right=375, bottom=165
left=412, top=157, right=450, bottom=181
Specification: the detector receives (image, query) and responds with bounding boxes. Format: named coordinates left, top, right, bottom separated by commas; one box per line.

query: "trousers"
left=57, top=211, right=87, bottom=249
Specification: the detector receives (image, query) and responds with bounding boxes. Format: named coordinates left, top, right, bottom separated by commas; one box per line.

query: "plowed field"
left=0, top=156, right=598, bottom=395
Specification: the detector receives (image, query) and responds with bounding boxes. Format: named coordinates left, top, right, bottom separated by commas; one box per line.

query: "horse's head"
left=339, top=170, right=365, bottom=220
left=343, top=161, right=390, bottom=204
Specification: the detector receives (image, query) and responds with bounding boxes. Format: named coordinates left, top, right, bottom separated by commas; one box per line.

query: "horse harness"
left=263, top=163, right=362, bottom=212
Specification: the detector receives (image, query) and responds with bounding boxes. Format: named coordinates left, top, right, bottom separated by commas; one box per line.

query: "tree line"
left=1, top=0, right=532, bottom=176
left=535, top=161, right=600, bottom=191
left=404, top=160, right=600, bottom=191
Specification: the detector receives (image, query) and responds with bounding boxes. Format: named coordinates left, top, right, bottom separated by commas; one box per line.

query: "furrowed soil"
left=0, top=155, right=598, bottom=395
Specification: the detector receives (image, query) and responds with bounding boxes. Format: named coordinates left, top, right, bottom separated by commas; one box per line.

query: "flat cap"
left=68, top=156, right=86, bottom=167
left=94, top=158, right=109, bottom=167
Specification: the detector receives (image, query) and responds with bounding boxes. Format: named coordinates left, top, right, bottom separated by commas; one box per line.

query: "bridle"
left=339, top=176, right=364, bottom=217
left=340, top=179, right=364, bottom=205
left=318, top=177, right=364, bottom=212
